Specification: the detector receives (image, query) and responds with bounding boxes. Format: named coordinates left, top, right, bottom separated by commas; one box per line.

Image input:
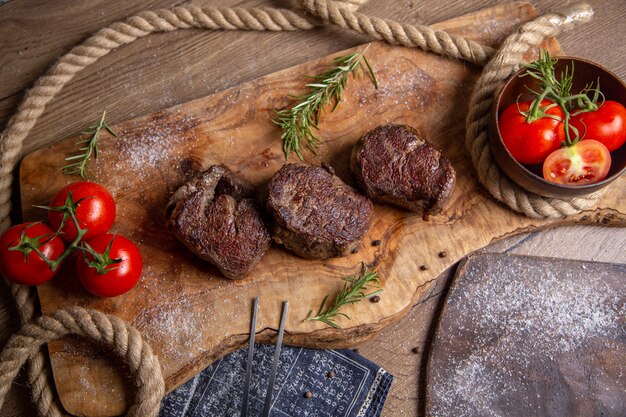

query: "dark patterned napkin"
left=159, top=345, right=393, bottom=417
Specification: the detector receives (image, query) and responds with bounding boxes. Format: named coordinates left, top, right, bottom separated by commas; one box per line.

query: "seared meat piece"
left=351, top=124, right=456, bottom=214
left=167, top=165, right=270, bottom=279
left=266, top=163, right=372, bottom=259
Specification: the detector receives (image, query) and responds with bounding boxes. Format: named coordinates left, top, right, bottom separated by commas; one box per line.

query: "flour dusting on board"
left=114, top=112, right=198, bottom=175
left=429, top=255, right=625, bottom=417
left=135, top=297, right=205, bottom=362
left=132, top=260, right=249, bottom=366
left=373, top=63, right=436, bottom=110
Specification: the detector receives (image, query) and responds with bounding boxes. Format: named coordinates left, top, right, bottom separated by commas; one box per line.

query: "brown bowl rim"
left=492, top=55, right=626, bottom=196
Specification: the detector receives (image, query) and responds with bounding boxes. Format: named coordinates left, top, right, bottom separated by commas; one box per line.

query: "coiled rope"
left=0, top=1, right=594, bottom=416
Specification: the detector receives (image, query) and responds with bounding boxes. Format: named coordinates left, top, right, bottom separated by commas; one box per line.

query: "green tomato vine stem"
left=28, top=193, right=89, bottom=271
left=522, top=49, right=603, bottom=148
left=11, top=192, right=120, bottom=274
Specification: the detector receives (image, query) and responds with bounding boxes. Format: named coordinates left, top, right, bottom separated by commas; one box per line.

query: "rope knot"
left=0, top=3, right=601, bottom=417
left=0, top=306, right=164, bottom=417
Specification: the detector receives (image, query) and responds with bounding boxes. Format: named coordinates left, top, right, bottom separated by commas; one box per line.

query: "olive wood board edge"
left=17, top=3, right=626, bottom=416
left=424, top=253, right=625, bottom=417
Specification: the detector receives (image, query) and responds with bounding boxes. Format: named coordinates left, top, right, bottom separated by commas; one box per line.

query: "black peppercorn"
left=371, top=239, right=381, bottom=247
left=420, top=264, right=429, bottom=271
left=370, top=295, right=381, bottom=303
left=438, top=251, right=447, bottom=258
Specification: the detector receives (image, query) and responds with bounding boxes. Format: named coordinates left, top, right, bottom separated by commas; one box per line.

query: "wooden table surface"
left=1, top=1, right=624, bottom=416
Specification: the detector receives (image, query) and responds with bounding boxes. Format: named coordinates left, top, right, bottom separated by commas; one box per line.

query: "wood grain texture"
left=2, top=1, right=626, bottom=417
left=17, top=4, right=626, bottom=416
left=426, top=254, right=625, bottom=416
left=356, top=226, right=626, bottom=417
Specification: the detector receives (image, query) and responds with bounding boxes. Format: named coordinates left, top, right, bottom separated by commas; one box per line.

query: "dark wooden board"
left=426, top=253, right=626, bottom=416
left=16, top=3, right=625, bottom=417
left=3, top=2, right=626, bottom=417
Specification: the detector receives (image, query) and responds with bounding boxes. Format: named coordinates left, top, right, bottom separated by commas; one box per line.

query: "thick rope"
left=0, top=6, right=323, bottom=414
left=0, top=1, right=596, bottom=416
left=465, top=3, right=598, bottom=218
left=302, top=0, right=495, bottom=66
left=0, top=307, right=164, bottom=417
left=9, top=281, right=65, bottom=417
left=0, top=4, right=323, bottom=233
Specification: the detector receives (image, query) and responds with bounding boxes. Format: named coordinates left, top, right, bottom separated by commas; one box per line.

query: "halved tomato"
left=542, top=139, right=611, bottom=185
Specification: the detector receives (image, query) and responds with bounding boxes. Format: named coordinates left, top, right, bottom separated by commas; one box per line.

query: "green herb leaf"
left=274, top=47, right=378, bottom=160
left=62, top=110, right=117, bottom=180
left=520, top=50, right=605, bottom=146
left=304, top=266, right=382, bottom=329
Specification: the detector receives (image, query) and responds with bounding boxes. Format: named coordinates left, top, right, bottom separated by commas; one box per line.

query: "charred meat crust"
left=351, top=124, right=456, bottom=214
left=167, top=165, right=270, bottom=279
left=266, top=163, right=373, bottom=259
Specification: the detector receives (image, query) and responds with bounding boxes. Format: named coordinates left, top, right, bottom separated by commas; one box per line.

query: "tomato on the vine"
left=76, top=234, right=142, bottom=297
left=49, top=182, right=116, bottom=243
left=543, top=139, right=611, bottom=185
left=569, top=100, right=626, bottom=152
left=499, top=99, right=566, bottom=165
left=0, top=222, right=65, bottom=285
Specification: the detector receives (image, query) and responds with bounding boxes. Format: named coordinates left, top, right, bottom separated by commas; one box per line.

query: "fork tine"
left=261, top=301, right=289, bottom=417
left=240, top=297, right=259, bottom=417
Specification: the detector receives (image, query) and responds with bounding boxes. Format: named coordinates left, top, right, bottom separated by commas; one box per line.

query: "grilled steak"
left=266, top=163, right=372, bottom=259
left=167, top=165, right=270, bottom=279
left=351, top=124, right=456, bottom=214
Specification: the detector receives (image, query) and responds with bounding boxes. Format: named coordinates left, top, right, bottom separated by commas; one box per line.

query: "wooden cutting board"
left=18, top=3, right=626, bottom=416
left=425, top=254, right=626, bottom=417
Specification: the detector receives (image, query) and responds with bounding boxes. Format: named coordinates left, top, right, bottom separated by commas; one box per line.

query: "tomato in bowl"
left=489, top=56, right=626, bottom=199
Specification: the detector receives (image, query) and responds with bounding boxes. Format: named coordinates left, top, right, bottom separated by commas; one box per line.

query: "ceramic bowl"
left=489, top=56, right=626, bottom=199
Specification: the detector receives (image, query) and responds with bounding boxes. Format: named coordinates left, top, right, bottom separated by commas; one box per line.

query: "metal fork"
left=240, top=297, right=259, bottom=417
left=240, top=299, right=289, bottom=417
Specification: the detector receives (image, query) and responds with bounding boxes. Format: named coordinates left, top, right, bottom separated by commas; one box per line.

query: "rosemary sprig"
left=305, top=266, right=382, bottom=329
left=63, top=110, right=117, bottom=180
left=274, top=47, right=378, bottom=160
left=520, top=49, right=604, bottom=145
left=524, top=49, right=574, bottom=99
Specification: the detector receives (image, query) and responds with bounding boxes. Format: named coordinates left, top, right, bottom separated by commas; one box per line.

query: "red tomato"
left=77, top=234, right=142, bottom=297
left=49, top=182, right=116, bottom=243
left=0, top=222, right=65, bottom=285
left=543, top=140, right=611, bottom=185
left=569, top=100, right=626, bottom=152
left=499, top=99, right=565, bottom=164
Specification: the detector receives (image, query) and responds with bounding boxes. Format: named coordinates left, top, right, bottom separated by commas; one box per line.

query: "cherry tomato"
left=76, top=234, right=142, bottom=297
left=49, top=182, right=116, bottom=243
left=569, top=100, right=626, bottom=152
left=0, top=222, right=65, bottom=285
left=499, top=99, right=565, bottom=164
left=543, top=140, right=611, bottom=185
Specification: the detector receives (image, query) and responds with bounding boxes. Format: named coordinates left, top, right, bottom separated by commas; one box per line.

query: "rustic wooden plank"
left=357, top=230, right=626, bottom=417
left=2, top=1, right=626, bottom=417
left=359, top=225, right=626, bottom=416
left=18, top=5, right=626, bottom=417
left=3, top=0, right=625, bottom=158
left=425, top=254, right=625, bottom=416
